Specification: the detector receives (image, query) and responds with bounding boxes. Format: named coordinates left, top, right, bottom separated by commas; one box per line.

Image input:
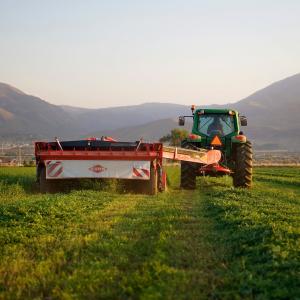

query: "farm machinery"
left=34, top=106, right=252, bottom=194
left=178, top=105, right=253, bottom=189
left=35, top=138, right=221, bottom=194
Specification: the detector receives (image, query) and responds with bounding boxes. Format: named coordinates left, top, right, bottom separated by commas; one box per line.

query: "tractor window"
left=198, top=114, right=235, bottom=136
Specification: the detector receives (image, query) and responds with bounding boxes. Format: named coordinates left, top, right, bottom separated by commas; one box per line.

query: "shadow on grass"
left=35, top=196, right=211, bottom=299
left=201, top=181, right=300, bottom=299
left=45, top=178, right=159, bottom=196
left=0, top=170, right=155, bottom=196
left=2, top=197, right=174, bottom=299
left=198, top=175, right=233, bottom=188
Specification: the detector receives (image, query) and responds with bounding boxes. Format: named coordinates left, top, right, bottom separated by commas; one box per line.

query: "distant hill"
left=87, top=118, right=192, bottom=142
left=0, top=73, right=300, bottom=149
left=88, top=74, right=300, bottom=149
left=73, top=103, right=190, bottom=133
left=60, top=105, right=93, bottom=116
left=0, top=83, right=77, bottom=140
left=0, top=83, right=190, bottom=141
left=228, top=73, right=300, bottom=149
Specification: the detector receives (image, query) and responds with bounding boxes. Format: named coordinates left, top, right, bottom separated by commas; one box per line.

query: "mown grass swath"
left=0, top=166, right=299, bottom=299
left=201, top=167, right=300, bottom=299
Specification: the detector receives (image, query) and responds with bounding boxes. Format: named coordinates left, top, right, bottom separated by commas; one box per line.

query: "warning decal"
left=211, top=135, right=222, bottom=146
left=132, top=167, right=150, bottom=179
left=45, top=160, right=150, bottom=180
left=46, top=161, right=63, bottom=178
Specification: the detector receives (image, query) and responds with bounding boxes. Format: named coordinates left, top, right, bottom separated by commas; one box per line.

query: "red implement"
left=35, top=139, right=222, bottom=194
left=200, top=163, right=231, bottom=175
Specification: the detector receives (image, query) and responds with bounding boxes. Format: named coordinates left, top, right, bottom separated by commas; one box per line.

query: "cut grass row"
left=0, top=166, right=299, bottom=299
left=201, top=167, right=300, bottom=299
left=0, top=167, right=224, bottom=299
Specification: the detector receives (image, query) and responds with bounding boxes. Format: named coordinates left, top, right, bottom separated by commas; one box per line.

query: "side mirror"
left=240, top=116, right=247, bottom=126
left=178, top=116, right=185, bottom=126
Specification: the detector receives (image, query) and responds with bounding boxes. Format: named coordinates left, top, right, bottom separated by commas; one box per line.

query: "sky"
left=0, top=0, right=300, bottom=108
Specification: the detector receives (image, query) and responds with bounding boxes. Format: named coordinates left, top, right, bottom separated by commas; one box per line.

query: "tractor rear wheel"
left=233, top=141, right=253, bottom=188
left=180, top=141, right=198, bottom=189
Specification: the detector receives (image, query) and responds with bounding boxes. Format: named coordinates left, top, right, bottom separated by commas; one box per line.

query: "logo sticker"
left=89, top=164, right=107, bottom=173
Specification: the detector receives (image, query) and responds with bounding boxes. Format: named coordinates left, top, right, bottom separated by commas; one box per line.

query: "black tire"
left=158, top=166, right=167, bottom=192
left=39, top=166, right=58, bottom=193
left=233, top=141, right=253, bottom=188
left=133, top=165, right=158, bottom=195
left=139, top=165, right=157, bottom=195
left=39, top=166, right=48, bottom=193
left=148, top=165, right=158, bottom=195
left=180, top=141, right=198, bottom=189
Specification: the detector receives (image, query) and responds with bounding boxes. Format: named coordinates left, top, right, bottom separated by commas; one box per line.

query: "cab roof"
left=195, top=108, right=239, bottom=114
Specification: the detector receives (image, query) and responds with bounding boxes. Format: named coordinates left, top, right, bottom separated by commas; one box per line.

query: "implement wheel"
left=233, top=141, right=253, bottom=188
left=138, top=165, right=157, bottom=195
left=148, top=165, right=158, bottom=195
left=180, top=141, right=198, bottom=190
left=158, top=165, right=167, bottom=192
left=39, top=166, right=57, bottom=193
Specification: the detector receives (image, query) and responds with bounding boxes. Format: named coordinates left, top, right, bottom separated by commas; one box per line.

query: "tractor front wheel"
left=233, top=141, right=253, bottom=188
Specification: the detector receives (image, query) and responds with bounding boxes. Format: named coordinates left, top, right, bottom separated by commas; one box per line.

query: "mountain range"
left=0, top=73, right=300, bottom=150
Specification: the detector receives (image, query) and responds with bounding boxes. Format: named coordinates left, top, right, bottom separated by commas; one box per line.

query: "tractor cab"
left=179, top=107, right=247, bottom=150
left=194, top=109, right=240, bottom=150
left=198, top=112, right=236, bottom=137
left=178, top=105, right=252, bottom=189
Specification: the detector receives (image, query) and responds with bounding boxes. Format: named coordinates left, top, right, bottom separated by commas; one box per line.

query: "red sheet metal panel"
left=36, top=150, right=160, bottom=161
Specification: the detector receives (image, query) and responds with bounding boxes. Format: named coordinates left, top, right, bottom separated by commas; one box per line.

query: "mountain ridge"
left=0, top=73, right=299, bottom=149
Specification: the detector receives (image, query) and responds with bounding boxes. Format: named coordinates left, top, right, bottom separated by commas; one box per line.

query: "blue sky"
left=0, top=0, right=299, bottom=108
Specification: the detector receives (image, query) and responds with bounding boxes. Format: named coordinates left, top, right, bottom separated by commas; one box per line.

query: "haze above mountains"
left=0, top=73, right=299, bottom=150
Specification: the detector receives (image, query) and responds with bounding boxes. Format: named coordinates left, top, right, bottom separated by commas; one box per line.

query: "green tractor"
left=178, top=105, right=253, bottom=189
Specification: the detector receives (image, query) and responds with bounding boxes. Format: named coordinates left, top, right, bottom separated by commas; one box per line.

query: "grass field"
left=0, top=166, right=299, bottom=299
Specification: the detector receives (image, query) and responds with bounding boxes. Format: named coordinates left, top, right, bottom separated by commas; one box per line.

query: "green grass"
left=201, top=167, right=300, bottom=299
left=0, top=166, right=299, bottom=299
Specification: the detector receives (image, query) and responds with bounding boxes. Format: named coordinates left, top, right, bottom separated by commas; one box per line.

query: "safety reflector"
left=211, top=135, right=222, bottom=146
